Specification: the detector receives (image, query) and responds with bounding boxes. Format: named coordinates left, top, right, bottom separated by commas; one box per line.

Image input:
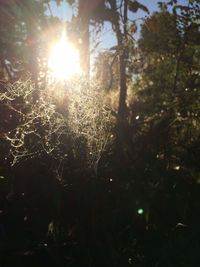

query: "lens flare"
left=48, top=31, right=81, bottom=81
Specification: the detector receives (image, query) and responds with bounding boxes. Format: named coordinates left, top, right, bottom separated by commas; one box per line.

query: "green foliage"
left=139, top=11, right=180, bottom=55
left=0, top=0, right=63, bottom=82
left=94, top=51, right=120, bottom=90
left=131, top=6, right=200, bottom=181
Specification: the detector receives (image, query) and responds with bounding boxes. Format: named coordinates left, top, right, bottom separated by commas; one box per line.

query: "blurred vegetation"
left=0, top=0, right=200, bottom=267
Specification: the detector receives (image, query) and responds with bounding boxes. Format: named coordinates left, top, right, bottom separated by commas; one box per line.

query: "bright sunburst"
left=48, top=31, right=81, bottom=81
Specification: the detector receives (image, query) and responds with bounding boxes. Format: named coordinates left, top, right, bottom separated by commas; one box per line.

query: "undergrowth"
left=0, top=78, right=113, bottom=167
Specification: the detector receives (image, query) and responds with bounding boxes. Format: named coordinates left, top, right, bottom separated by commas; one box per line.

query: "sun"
left=48, top=31, right=81, bottom=81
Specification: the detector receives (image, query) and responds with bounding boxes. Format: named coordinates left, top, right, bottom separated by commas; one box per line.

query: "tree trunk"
left=78, top=0, right=90, bottom=78
left=118, top=53, right=127, bottom=120
left=23, top=2, right=39, bottom=84
left=109, top=0, right=128, bottom=122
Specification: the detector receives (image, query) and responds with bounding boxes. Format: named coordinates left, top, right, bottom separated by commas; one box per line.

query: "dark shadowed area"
left=0, top=1, right=200, bottom=266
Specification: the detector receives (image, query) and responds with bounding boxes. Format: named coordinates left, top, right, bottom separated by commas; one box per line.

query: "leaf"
left=173, top=5, right=191, bottom=12
left=128, top=0, right=139, bottom=12
left=67, top=0, right=76, bottom=5
left=130, top=22, right=137, bottom=33
left=109, top=45, right=118, bottom=51
left=138, top=2, right=149, bottom=14
left=55, top=0, right=62, bottom=6
left=128, top=0, right=149, bottom=14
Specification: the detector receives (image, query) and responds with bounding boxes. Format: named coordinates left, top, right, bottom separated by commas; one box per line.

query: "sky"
left=49, top=0, right=159, bottom=20
left=48, top=0, right=188, bottom=51
left=48, top=0, right=158, bottom=50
